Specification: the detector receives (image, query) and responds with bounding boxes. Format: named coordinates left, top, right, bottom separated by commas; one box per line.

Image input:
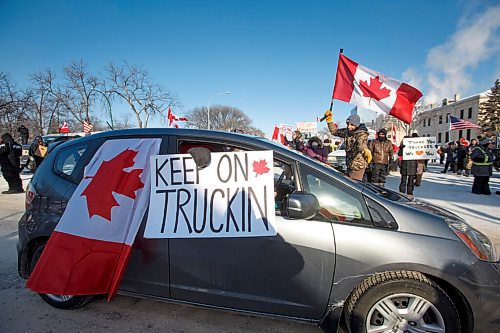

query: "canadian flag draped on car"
left=332, top=53, right=423, bottom=124
left=27, top=138, right=161, bottom=299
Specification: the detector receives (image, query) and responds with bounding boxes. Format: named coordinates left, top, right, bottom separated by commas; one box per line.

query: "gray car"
left=17, top=128, right=500, bottom=333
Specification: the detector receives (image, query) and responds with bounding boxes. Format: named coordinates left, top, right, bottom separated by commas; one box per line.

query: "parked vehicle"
left=17, top=129, right=500, bottom=332
left=327, top=142, right=346, bottom=172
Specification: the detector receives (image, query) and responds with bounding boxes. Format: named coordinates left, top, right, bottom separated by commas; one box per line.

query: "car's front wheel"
left=345, top=271, right=460, bottom=333
left=30, top=242, right=93, bottom=309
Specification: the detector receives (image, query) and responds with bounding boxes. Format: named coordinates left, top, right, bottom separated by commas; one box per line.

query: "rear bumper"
left=457, top=260, right=500, bottom=332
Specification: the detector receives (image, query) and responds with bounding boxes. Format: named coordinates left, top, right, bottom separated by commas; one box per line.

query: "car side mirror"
left=187, top=147, right=211, bottom=169
left=286, top=191, right=320, bottom=220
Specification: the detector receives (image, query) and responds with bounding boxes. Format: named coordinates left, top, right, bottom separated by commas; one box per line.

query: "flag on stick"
left=59, top=121, right=70, bottom=133
left=332, top=53, right=423, bottom=124
left=167, top=107, right=187, bottom=128
left=83, top=120, right=94, bottom=135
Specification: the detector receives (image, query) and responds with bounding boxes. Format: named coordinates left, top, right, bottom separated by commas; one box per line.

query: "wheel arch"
left=19, top=236, right=49, bottom=278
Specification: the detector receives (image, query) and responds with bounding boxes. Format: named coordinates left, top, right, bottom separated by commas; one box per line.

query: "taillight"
left=25, top=182, right=36, bottom=208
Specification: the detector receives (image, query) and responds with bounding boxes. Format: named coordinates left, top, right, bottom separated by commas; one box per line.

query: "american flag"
left=449, top=115, right=481, bottom=130
left=83, top=120, right=94, bottom=135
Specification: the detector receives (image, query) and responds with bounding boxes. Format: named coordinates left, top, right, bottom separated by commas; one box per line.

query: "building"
left=414, top=92, right=489, bottom=145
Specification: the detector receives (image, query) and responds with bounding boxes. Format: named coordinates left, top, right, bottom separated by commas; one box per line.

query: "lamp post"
left=207, top=91, right=231, bottom=130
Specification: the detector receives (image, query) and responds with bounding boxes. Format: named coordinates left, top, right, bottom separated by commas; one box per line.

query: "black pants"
left=1, top=167, right=23, bottom=191
left=399, top=175, right=415, bottom=195
left=456, top=160, right=465, bottom=173
left=371, top=163, right=389, bottom=184
left=439, top=155, right=445, bottom=164
left=443, top=161, right=456, bottom=172
left=472, top=176, right=491, bottom=195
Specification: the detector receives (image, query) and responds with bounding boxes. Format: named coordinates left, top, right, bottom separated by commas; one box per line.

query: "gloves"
left=323, top=110, right=333, bottom=123
left=363, top=149, right=372, bottom=164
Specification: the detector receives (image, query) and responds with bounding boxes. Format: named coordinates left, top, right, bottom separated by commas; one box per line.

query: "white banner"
left=402, top=137, right=437, bottom=160
left=145, top=151, right=276, bottom=238
left=296, top=121, right=317, bottom=133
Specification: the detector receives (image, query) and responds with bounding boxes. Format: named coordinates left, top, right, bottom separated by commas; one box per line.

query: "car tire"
left=30, top=243, right=93, bottom=310
left=345, top=270, right=460, bottom=333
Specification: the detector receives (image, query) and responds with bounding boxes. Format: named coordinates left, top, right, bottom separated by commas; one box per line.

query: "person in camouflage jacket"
left=323, top=111, right=371, bottom=180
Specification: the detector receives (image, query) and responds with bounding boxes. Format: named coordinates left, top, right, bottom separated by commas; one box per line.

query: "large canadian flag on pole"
left=333, top=53, right=423, bottom=124
left=27, top=138, right=161, bottom=299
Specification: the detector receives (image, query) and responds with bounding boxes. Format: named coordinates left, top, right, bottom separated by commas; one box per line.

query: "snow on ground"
left=385, top=163, right=500, bottom=253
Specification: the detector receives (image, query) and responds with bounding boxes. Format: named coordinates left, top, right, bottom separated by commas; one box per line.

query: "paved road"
left=1, top=165, right=499, bottom=333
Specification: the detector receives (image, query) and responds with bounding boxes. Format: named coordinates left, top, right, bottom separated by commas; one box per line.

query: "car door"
left=168, top=139, right=336, bottom=319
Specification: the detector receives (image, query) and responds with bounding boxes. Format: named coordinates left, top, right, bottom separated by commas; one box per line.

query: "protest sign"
left=402, top=137, right=437, bottom=160
left=296, top=122, right=317, bottom=133
left=144, top=150, right=276, bottom=238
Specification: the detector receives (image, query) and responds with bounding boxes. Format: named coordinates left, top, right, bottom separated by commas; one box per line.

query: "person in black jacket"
left=0, top=133, right=24, bottom=194
left=17, top=125, right=29, bottom=144
left=398, top=136, right=417, bottom=198
left=456, top=141, right=467, bottom=175
left=471, top=138, right=494, bottom=195
left=441, top=142, right=457, bottom=173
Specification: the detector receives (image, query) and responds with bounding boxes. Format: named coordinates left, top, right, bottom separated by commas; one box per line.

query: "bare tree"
left=185, top=105, right=264, bottom=136
left=0, top=72, right=25, bottom=134
left=25, top=69, right=65, bottom=135
left=60, top=60, right=102, bottom=124
left=105, top=62, right=179, bottom=128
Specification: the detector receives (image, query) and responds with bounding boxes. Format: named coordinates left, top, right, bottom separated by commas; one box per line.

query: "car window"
left=54, top=144, right=88, bottom=180
left=274, top=160, right=296, bottom=214
left=302, top=166, right=371, bottom=225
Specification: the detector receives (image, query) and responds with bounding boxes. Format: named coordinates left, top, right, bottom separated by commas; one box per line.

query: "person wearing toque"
left=323, top=110, right=371, bottom=180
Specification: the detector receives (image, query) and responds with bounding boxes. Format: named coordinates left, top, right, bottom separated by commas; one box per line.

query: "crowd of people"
left=437, top=136, right=496, bottom=195
left=282, top=110, right=498, bottom=199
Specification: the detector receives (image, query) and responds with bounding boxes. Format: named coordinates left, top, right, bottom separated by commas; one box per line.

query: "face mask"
left=378, top=135, right=386, bottom=142
left=311, top=142, right=319, bottom=148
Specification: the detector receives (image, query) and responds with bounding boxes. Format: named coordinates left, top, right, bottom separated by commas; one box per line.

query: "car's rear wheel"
left=30, top=243, right=93, bottom=309
left=345, top=271, right=460, bottom=333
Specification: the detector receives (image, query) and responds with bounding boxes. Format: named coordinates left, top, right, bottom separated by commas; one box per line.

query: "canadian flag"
left=271, top=125, right=286, bottom=144
left=59, top=121, right=70, bottom=133
left=27, top=138, right=161, bottom=299
left=167, top=107, right=188, bottom=128
left=333, top=54, right=423, bottom=124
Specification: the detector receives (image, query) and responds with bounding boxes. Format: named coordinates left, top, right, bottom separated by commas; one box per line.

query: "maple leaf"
left=81, top=149, right=144, bottom=221
left=359, top=76, right=391, bottom=101
left=252, top=159, right=270, bottom=176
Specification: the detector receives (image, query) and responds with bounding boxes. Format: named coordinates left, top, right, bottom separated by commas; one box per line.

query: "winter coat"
left=17, top=126, right=29, bottom=139
left=445, top=146, right=457, bottom=162
left=369, top=139, right=394, bottom=165
left=398, top=144, right=417, bottom=176
left=327, top=122, right=369, bottom=171
left=457, top=146, right=467, bottom=162
left=471, top=145, right=493, bottom=177
left=0, top=137, right=22, bottom=171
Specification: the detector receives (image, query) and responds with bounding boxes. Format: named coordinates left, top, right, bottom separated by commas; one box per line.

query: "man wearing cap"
left=471, top=138, right=494, bottom=195
left=323, top=111, right=371, bottom=180
left=368, top=128, right=394, bottom=186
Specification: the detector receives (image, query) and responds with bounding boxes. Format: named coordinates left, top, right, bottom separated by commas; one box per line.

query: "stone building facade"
left=414, top=92, right=488, bottom=144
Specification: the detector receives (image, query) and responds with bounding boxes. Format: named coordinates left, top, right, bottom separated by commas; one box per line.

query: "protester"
left=323, top=138, right=334, bottom=154
left=323, top=111, right=371, bottom=180
left=0, top=133, right=24, bottom=194
left=287, top=130, right=304, bottom=151
left=29, top=136, right=46, bottom=170
left=17, top=125, right=29, bottom=144
left=464, top=138, right=478, bottom=177
left=304, top=136, right=330, bottom=163
left=456, top=141, right=467, bottom=175
left=398, top=136, right=417, bottom=198
left=437, top=145, right=445, bottom=164
left=441, top=142, right=457, bottom=173
left=471, top=138, right=494, bottom=195
left=410, top=133, right=427, bottom=187
left=368, top=128, right=393, bottom=186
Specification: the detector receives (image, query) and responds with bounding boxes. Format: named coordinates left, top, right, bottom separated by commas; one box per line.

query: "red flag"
left=27, top=139, right=161, bottom=300
left=59, top=121, right=70, bottom=133
left=333, top=54, right=423, bottom=124
left=392, top=123, right=397, bottom=144
left=167, top=107, right=188, bottom=128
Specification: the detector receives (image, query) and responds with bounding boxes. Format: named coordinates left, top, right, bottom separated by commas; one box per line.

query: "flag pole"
left=329, top=48, right=343, bottom=112
left=321, top=48, right=343, bottom=122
